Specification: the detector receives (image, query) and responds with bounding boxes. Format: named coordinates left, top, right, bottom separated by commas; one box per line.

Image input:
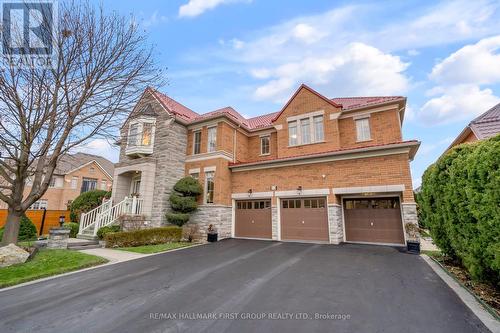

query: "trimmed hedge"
left=69, top=190, right=111, bottom=222
left=96, top=225, right=121, bottom=240
left=63, top=222, right=80, bottom=238
left=418, top=135, right=500, bottom=284
left=105, top=226, right=182, bottom=248
left=166, top=177, right=202, bottom=227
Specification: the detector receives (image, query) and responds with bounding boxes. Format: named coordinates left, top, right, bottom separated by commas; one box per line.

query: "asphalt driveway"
left=0, top=239, right=489, bottom=333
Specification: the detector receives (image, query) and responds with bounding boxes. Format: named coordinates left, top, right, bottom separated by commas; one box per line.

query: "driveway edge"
left=421, top=254, right=499, bottom=333
left=0, top=243, right=204, bottom=293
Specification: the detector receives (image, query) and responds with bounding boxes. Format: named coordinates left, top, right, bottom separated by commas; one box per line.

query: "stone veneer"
left=271, top=206, right=278, bottom=240
left=402, top=202, right=419, bottom=239
left=184, top=205, right=232, bottom=242
left=328, top=204, right=343, bottom=244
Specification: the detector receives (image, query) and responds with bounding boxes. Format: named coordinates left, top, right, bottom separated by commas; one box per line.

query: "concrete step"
left=68, top=243, right=102, bottom=251
left=77, top=233, right=98, bottom=241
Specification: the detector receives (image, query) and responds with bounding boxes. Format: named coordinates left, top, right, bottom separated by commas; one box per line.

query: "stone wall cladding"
left=183, top=205, right=232, bottom=243
left=271, top=206, right=278, bottom=240
left=328, top=204, right=343, bottom=244
left=150, top=117, right=187, bottom=227
left=402, top=203, right=418, bottom=239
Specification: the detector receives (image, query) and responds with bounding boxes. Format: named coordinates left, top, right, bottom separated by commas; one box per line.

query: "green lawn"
left=116, top=242, right=194, bottom=254
left=0, top=249, right=108, bottom=288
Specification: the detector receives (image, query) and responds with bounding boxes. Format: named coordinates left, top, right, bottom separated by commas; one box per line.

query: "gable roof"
left=271, top=84, right=342, bottom=122
left=144, top=85, right=406, bottom=132
left=55, top=153, right=114, bottom=179
left=469, top=102, right=500, bottom=139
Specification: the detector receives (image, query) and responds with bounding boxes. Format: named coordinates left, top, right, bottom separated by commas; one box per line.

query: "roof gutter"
left=229, top=141, right=420, bottom=171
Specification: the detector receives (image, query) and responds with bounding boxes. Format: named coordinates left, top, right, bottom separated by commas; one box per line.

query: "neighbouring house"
left=0, top=153, right=114, bottom=211
left=446, top=102, right=500, bottom=150
left=79, top=84, right=420, bottom=246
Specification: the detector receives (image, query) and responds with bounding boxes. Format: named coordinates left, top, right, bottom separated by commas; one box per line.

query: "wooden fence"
left=0, top=210, right=71, bottom=235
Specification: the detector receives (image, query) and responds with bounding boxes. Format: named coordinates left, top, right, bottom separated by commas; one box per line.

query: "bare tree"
left=0, top=1, right=164, bottom=245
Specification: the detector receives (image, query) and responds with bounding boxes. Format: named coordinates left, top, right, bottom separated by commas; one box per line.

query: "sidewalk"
left=79, top=248, right=146, bottom=263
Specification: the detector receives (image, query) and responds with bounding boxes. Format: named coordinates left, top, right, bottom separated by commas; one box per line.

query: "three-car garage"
left=234, top=195, right=406, bottom=245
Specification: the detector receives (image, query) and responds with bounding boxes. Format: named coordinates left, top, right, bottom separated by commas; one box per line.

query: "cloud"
left=252, top=42, right=410, bottom=102
left=143, top=10, right=168, bottom=28
left=74, top=139, right=119, bottom=163
left=430, top=35, right=500, bottom=85
left=179, top=0, right=251, bottom=18
left=419, top=84, right=500, bottom=124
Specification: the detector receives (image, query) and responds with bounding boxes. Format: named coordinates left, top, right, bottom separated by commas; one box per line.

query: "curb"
left=421, top=254, right=499, bottom=333
left=0, top=242, right=204, bottom=293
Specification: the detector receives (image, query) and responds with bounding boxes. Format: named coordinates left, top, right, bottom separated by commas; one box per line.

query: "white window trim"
left=288, top=113, right=325, bottom=147
left=204, top=171, right=215, bottom=204
left=260, top=135, right=271, bottom=156
left=188, top=168, right=200, bottom=174
left=193, top=130, right=202, bottom=154
left=207, top=126, right=217, bottom=153
left=355, top=117, right=372, bottom=142
left=204, top=166, right=216, bottom=172
left=126, top=117, right=156, bottom=148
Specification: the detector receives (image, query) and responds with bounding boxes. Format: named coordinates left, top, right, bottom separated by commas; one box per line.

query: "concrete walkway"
left=79, top=248, right=146, bottom=263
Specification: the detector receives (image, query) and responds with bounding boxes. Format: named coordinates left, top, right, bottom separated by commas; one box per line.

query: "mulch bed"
left=430, top=254, right=500, bottom=317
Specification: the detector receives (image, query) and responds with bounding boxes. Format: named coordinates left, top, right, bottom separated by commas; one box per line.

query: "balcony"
left=125, top=143, right=154, bottom=157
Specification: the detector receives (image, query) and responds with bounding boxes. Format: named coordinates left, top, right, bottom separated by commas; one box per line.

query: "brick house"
left=0, top=153, right=114, bottom=211
left=446, top=102, right=500, bottom=150
left=99, top=84, right=420, bottom=245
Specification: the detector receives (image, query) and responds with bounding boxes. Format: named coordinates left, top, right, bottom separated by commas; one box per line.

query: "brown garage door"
left=281, top=197, right=329, bottom=242
left=343, top=197, right=404, bottom=245
left=235, top=200, right=272, bottom=239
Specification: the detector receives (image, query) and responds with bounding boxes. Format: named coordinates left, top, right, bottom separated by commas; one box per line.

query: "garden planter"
left=406, top=240, right=420, bottom=254
left=207, top=233, right=218, bottom=242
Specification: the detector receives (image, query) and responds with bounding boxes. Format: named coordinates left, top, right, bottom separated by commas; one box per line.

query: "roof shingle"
left=469, top=102, right=500, bottom=139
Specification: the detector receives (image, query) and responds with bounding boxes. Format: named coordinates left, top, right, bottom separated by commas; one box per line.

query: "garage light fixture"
left=297, top=185, right=303, bottom=194
left=248, top=189, right=253, bottom=197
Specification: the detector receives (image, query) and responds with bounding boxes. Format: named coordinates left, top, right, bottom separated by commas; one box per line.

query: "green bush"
left=173, top=177, right=203, bottom=196
left=105, top=226, right=182, bottom=248
left=69, top=190, right=111, bottom=222
left=166, top=176, right=202, bottom=227
left=0, top=216, right=39, bottom=242
left=96, top=225, right=121, bottom=240
left=418, top=135, right=500, bottom=284
left=63, top=222, right=79, bottom=238
left=166, top=213, right=190, bottom=226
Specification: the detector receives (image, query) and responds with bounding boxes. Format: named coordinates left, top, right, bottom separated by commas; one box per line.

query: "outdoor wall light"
left=59, top=215, right=65, bottom=227
left=248, top=189, right=253, bottom=197
left=297, top=185, right=303, bottom=194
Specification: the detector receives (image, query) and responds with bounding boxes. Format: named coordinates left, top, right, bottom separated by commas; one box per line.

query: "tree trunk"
left=1, top=208, right=23, bottom=246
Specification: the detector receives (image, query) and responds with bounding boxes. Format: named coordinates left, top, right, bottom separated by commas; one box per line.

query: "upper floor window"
left=314, top=115, right=324, bottom=142
left=30, top=199, right=48, bottom=210
left=71, top=176, right=78, bottom=189
left=207, top=127, right=217, bottom=152
left=193, top=131, right=201, bottom=154
left=205, top=171, right=215, bottom=204
left=127, top=120, right=155, bottom=147
left=49, top=177, right=56, bottom=188
left=355, top=117, right=371, bottom=142
left=81, top=177, right=97, bottom=193
left=288, top=113, right=324, bottom=146
left=48, top=176, right=63, bottom=188
left=260, top=135, right=270, bottom=155
left=190, top=172, right=199, bottom=180
left=288, top=121, right=298, bottom=146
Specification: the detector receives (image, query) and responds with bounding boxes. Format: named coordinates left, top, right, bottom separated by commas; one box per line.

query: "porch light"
left=59, top=215, right=65, bottom=227
left=297, top=185, right=303, bottom=194
left=248, top=189, right=253, bottom=197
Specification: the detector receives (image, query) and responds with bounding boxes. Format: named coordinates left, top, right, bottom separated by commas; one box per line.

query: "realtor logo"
left=1, top=0, right=57, bottom=67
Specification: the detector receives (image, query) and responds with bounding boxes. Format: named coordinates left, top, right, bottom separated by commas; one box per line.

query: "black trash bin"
left=207, top=232, right=218, bottom=242
left=406, top=240, right=420, bottom=254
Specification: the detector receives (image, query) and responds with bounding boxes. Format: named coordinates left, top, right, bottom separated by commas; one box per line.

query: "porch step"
left=68, top=243, right=102, bottom=250
left=77, top=233, right=98, bottom=241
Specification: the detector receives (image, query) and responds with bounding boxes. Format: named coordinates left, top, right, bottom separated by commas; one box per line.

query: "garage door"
left=280, top=197, right=329, bottom=242
left=343, top=197, right=404, bottom=245
left=235, top=200, right=272, bottom=239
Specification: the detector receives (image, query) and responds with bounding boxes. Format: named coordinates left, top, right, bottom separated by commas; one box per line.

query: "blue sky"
left=81, top=0, right=500, bottom=188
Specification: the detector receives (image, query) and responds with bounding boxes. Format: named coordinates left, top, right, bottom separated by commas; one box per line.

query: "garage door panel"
left=281, top=197, right=329, bottom=242
left=235, top=200, right=272, bottom=239
left=344, top=198, right=404, bottom=245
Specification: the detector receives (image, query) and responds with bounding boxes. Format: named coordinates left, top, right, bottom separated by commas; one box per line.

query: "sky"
left=78, top=0, right=500, bottom=189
